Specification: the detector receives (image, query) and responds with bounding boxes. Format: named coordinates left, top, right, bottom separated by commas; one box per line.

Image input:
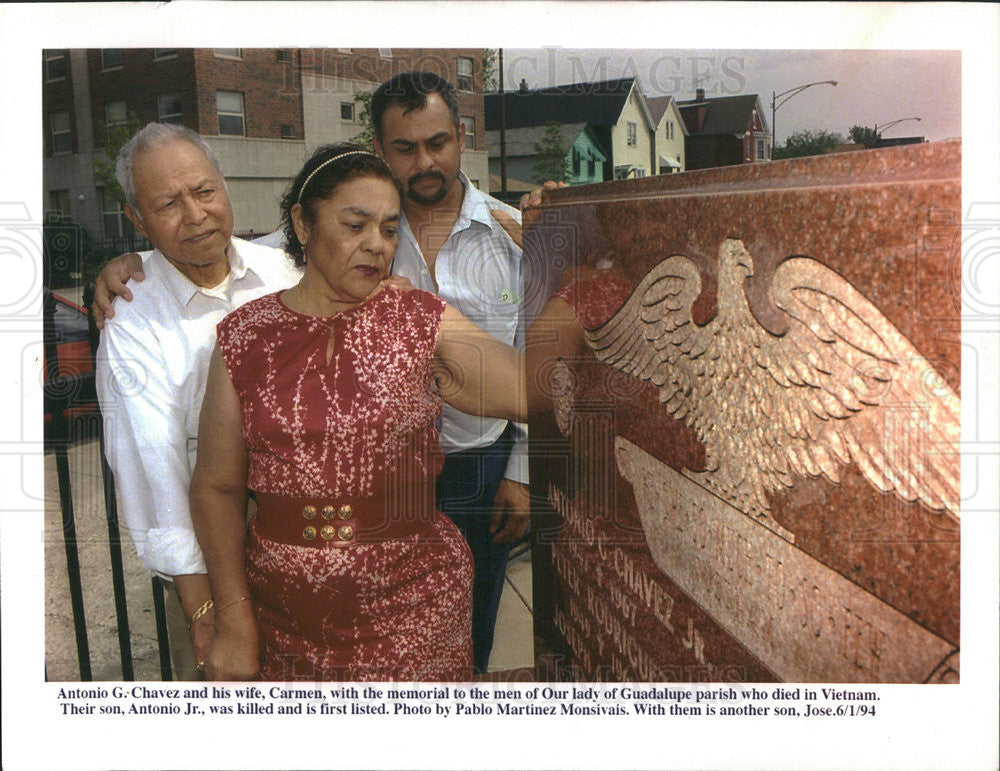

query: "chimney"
left=519, top=78, right=529, bottom=93
left=696, top=87, right=705, bottom=101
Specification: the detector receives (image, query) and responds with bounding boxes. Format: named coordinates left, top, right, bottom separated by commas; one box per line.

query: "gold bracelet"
left=187, top=598, right=214, bottom=629
left=216, top=596, right=251, bottom=616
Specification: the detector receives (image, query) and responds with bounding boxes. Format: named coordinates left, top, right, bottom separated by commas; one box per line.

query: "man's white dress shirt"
left=391, top=173, right=527, bottom=484
left=96, top=238, right=301, bottom=578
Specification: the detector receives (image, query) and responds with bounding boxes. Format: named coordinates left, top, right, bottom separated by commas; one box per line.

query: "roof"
left=677, top=94, right=762, bottom=136
left=645, top=95, right=675, bottom=125
left=486, top=122, right=590, bottom=157
left=485, top=77, right=640, bottom=131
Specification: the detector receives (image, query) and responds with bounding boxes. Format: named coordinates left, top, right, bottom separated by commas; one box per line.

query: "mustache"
left=407, top=171, right=446, bottom=187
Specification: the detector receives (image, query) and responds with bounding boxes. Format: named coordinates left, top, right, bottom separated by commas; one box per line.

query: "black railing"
left=44, top=286, right=173, bottom=681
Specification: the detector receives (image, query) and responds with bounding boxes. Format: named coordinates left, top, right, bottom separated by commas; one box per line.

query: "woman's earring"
left=301, top=244, right=308, bottom=264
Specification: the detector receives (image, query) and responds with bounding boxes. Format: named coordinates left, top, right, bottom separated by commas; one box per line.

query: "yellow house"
left=486, top=76, right=659, bottom=183
left=646, top=95, right=688, bottom=173
left=609, top=81, right=657, bottom=179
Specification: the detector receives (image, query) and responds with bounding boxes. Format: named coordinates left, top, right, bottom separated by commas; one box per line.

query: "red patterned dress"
left=216, top=288, right=473, bottom=681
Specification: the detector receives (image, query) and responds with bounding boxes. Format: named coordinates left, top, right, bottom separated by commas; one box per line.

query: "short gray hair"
left=115, top=122, right=225, bottom=214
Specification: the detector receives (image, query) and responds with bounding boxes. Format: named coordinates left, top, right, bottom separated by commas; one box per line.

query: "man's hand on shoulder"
left=92, top=252, right=145, bottom=329
left=368, top=275, right=417, bottom=300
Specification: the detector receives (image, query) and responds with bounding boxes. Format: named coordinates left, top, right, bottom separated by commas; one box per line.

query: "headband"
left=296, top=151, right=388, bottom=204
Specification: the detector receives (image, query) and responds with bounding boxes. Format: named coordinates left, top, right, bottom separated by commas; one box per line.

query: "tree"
left=532, top=122, right=570, bottom=184
left=773, top=129, right=845, bottom=159
left=848, top=125, right=878, bottom=149
left=92, top=112, right=143, bottom=207
left=349, top=89, right=376, bottom=151
left=482, top=49, right=499, bottom=92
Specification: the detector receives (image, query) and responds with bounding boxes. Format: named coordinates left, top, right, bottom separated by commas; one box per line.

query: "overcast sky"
left=501, top=48, right=961, bottom=145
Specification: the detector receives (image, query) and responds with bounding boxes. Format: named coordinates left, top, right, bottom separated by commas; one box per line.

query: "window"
left=101, top=49, right=124, bottom=71
left=44, top=50, right=68, bottom=82
left=281, top=125, right=296, bottom=139
left=587, top=153, right=595, bottom=177
left=634, top=168, right=646, bottom=178
left=460, top=116, right=475, bottom=150
left=213, top=48, right=242, bottom=59
left=50, top=111, right=71, bottom=154
left=378, top=48, right=392, bottom=59
left=756, top=138, right=766, bottom=160
left=217, top=91, right=245, bottom=136
left=100, top=188, right=134, bottom=239
left=49, top=189, right=70, bottom=217
left=277, top=49, right=293, bottom=63
left=626, top=121, right=638, bottom=147
left=665, top=120, right=674, bottom=141
left=340, top=102, right=355, bottom=122
left=104, top=100, right=127, bottom=128
left=154, top=49, right=178, bottom=60
left=157, top=93, right=183, bottom=124
left=572, top=147, right=581, bottom=175
left=457, top=57, right=474, bottom=91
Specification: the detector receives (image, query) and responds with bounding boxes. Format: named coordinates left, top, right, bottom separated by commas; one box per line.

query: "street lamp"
left=770, top=80, right=838, bottom=156
left=874, top=116, right=921, bottom=141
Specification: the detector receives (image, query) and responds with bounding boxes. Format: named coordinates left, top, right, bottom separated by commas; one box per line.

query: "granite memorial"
left=525, top=140, right=961, bottom=683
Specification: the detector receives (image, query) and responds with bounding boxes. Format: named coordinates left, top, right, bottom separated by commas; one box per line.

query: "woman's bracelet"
left=187, top=598, right=214, bottom=629
left=216, top=596, right=252, bottom=616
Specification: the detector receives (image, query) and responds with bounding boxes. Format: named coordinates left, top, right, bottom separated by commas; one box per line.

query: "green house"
left=486, top=122, right=607, bottom=203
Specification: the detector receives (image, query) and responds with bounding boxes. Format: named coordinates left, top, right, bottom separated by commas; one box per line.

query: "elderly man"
left=95, top=123, right=300, bottom=679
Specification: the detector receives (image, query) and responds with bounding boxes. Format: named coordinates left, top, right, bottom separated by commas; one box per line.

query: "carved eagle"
left=584, top=238, right=960, bottom=536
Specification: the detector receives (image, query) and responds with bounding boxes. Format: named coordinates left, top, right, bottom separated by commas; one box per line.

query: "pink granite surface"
left=528, top=141, right=961, bottom=682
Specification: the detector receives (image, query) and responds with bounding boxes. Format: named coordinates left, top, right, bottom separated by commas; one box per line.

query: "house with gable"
left=646, top=94, right=688, bottom=173
left=486, top=121, right=607, bottom=203
left=486, top=76, right=656, bottom=185
left=677, top=88, right=771, bottom=170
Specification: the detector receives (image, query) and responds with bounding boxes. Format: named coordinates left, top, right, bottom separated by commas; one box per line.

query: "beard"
left=405, top=170, right=450, bottom=206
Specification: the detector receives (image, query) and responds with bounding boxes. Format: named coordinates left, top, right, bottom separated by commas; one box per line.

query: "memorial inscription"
left=527, top=141, right=961, bottom=683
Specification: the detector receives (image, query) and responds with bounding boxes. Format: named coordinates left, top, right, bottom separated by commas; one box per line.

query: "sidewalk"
left=44, top=436, right=534, bottom=681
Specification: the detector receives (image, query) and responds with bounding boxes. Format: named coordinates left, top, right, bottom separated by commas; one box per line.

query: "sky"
left=501, top=48, right=961, bottom=145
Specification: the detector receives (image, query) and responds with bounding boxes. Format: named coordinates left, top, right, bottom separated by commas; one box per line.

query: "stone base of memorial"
left=525, top=140, right=960, bottom=683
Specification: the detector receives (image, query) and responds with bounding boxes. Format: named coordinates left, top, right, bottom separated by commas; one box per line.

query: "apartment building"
left=43, top=47, right=488, bottom=242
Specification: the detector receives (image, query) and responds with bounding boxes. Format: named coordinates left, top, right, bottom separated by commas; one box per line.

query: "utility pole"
left=770, top=80, right=838, bottom=155
left=498, top=48, right=507, bottom=197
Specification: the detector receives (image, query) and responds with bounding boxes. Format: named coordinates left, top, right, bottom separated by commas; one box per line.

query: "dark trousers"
left=436, top=423, right=515, bottom=674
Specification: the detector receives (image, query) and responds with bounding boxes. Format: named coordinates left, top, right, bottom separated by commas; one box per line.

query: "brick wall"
left=43, top=50, right=76, bottom=156
left=193, top=49, right=304, bottom=140
left=86, top=49, right=199, bottom=144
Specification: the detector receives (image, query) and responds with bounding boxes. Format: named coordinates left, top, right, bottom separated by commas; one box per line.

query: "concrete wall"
left=205, top=136, right=306, bottom=234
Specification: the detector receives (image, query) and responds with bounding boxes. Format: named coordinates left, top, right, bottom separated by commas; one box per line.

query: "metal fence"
left=44, top=287, right=174, bottom=681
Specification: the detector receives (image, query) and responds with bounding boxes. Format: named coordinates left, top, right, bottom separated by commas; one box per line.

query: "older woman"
left=190, top=144, right=525, bottom=681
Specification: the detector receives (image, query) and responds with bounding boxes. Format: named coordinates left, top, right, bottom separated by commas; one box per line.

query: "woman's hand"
left=189, top=616, right=216, bottom=671
left=206, top=603, right=260, bottom=681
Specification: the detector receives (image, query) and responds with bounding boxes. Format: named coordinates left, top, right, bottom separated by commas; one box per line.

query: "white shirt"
left=392, top=173, right=527, bottom=484
left=96, top=238, right=301, bottom=578
left=255, top=176, right=528, bottom=483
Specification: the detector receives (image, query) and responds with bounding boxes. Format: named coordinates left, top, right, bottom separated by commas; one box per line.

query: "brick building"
left=43, top=47, right=489, bottom=244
